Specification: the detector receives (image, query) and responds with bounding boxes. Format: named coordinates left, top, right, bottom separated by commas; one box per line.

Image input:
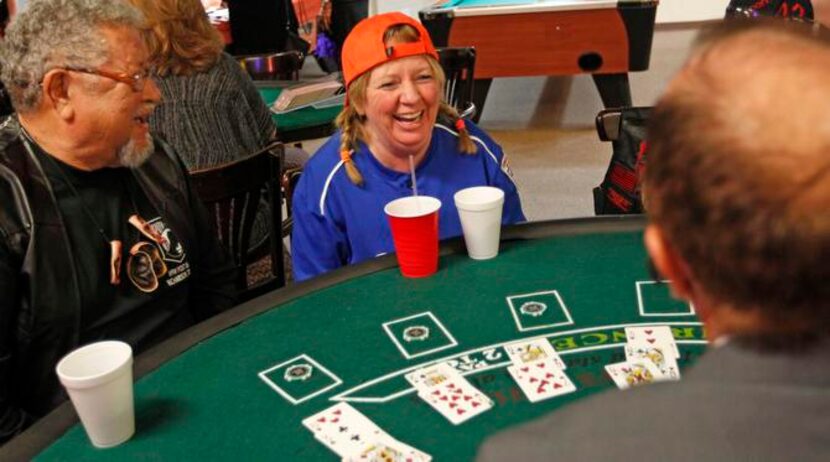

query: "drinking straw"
left=409, top=155, right=419, bottom=197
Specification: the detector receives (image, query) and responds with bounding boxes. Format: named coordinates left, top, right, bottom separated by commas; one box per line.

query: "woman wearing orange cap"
left=291, top=12, right=525, bottom=281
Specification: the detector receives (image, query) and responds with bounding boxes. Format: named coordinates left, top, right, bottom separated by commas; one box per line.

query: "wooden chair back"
left=437, top=47, right=478, bottom=121
left=190, top=143, right=285, bottom=301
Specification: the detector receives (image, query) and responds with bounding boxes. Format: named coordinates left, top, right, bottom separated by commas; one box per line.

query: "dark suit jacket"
left=478, top=337, right=830, bottom=461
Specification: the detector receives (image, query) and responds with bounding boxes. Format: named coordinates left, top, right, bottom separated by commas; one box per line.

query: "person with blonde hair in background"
left=127, top=0, right=287, bottom=171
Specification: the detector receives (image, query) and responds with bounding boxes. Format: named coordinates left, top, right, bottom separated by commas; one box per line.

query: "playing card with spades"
left=302, top=402, right=386, bottom=457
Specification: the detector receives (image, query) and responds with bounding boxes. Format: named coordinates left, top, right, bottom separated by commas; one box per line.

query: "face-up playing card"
left=302, top=402, right=386, bottom=457
left=625, top=326, right=680, bottom=359
left=404, top=362, right=460, bottom=391
left=343, top=434, right=432, bottom=462
left=417, top=377, right=493, bottom=425
left=624, top=344, right=680, bottom=382
left=503, top=339, right=567, bottom=369
left=604, top=360, right=662, bottom=390
left=507, top=360, right=576, bottom=402
left=304, top=403, right=432, bottom=460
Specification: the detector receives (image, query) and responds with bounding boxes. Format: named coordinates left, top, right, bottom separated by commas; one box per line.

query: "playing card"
left=625, top=325, right=680, bottom=358
left=343, top=435, right=432, bottom=462
left=503, top=339, right=567, bottom=369
left=624, top=344, right=681, bottom=381
left=604, top=360, right=662, bottom=390
left=404, top=362, right=461, bottom=392
left=507, top=360, right=576, bottom=402
left=418, top=377, right=493, bottom=425
left=303, top=402, right=386, bottom=457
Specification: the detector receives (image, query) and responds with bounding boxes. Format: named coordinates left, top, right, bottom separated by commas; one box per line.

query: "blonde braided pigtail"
left=335, top=110, right=365, bottom=186
left=439, top=101, right=476, bottom=154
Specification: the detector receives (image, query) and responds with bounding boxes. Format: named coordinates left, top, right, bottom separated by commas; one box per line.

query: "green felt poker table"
left=3, top=216, right=707, bottom=461
left=256, top=81, right=341, bottom=143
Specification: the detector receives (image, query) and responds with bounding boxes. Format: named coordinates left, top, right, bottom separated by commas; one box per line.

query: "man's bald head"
left=644, top=20, right=830, bottom=330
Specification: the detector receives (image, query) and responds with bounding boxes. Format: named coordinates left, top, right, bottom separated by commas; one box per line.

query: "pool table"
left=420, top=0, right=659, bottom=112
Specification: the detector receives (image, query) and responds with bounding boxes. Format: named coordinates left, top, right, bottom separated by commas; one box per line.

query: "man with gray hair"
left=478, top=20, right=830, bottom=461
left=0, top=0, right=235, bottom=443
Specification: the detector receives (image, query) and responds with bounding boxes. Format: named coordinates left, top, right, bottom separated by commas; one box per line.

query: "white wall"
left=372, top=0, right=730, bottom=24
left=657, top=0, right=729, bottom=23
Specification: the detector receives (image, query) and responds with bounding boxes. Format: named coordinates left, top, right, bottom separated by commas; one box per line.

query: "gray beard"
left=117, top=133, right=154, bottom=168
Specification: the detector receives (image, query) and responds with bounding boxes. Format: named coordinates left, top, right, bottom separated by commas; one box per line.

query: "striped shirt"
left=149, top=52, right=275, bottom=171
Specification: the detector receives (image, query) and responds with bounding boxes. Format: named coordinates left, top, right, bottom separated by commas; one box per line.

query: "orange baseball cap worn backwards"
left=341, top=12, right=439, bottom=91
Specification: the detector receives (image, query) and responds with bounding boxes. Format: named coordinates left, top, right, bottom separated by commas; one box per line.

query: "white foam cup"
left=56, top=341, right=135, bottom=448
left=453, top=186, right=505, bottom=260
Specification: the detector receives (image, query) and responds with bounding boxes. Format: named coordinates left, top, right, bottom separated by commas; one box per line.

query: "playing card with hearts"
left=507, top=359, right=576, bottom=402
left=625, top=325, right=680, bottom=358
left=417, top=377, right=493, bottom=425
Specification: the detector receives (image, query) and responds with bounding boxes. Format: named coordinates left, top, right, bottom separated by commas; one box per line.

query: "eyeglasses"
left=63, top=66, right=153, bottom=92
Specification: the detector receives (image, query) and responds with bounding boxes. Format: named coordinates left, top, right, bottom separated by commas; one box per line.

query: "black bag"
left=726, top=0, right=813, bottom=21
left=593, top=106, right=651, bottom=215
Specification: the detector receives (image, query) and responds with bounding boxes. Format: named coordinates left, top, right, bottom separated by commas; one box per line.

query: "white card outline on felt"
left=382, top=311, right=459, bottom=360
left=505, top=290, right=574, bottom=332
left=636, top=280, right=696, bottom=317
left=258, top=353, right=343, bottom=405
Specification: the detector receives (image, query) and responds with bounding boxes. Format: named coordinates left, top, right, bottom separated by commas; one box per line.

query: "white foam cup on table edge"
left=454, top=186, right=505, bottom=260
left=55, top=340, right=135, bottom=448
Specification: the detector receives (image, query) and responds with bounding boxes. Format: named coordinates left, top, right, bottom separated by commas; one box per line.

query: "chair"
left=436, top=47, right=478, bottom=121
left=238, top=51, right=304, bottom=81
left=190, top=143, right=285, bottom=302
left=281, top=165, right=303, bottom=238
left=593, top=107, right=652, bottom=215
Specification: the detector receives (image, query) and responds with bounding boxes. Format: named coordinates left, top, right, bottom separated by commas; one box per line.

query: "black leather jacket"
left=0, top=116, right=237, bottom=443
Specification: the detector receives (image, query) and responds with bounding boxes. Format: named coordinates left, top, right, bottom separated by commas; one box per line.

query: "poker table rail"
left=1, top=215, right=646, bottom=461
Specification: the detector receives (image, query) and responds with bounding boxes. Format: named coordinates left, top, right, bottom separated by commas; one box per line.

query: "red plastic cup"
left=384, top=196, right=442, bottom=278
